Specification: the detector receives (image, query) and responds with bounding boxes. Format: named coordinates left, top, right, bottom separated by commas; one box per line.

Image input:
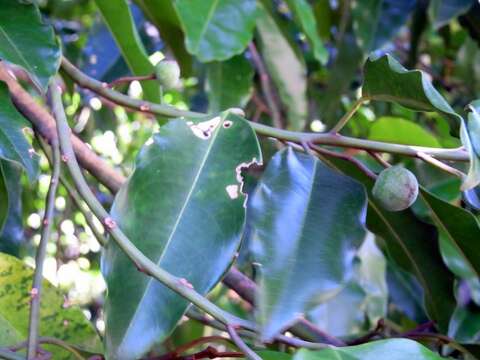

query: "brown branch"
left=0, top=62, right=124, bottom=193
left=108, top=74, right=156, bottom=88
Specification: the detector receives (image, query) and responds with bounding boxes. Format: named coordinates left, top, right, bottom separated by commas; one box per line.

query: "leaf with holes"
left=248, top=148, right=367, bottom=340
left=174, top=0, right=257, bottom=62
left=0, top=83, right=38, bottom=181
left=0, top=253, right=102, bottom=359
left=102, top=112, right=261, bottom=359
left=0, top=1, right=60, bottom=91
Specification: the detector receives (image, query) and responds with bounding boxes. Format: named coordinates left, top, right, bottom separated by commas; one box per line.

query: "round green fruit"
left=372, top=166, right=419, bottom=212
left=155, top=60, right=180, bottom=89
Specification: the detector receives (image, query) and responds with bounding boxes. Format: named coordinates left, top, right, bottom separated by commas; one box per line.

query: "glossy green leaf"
left=133, top=0, right=193, bottom=75
left=449, top=306, right=480, bottom=344
left=0, top=83, right=38, bottom=181
left=102, top=112, right=261, bottom=359
left=174, top=0, right=257, bottom=62
left=285, top=0, right=328, bottom=65
left=248, top=148, right=367, bottom=340
left=206, top=54, right=254, bottom=112
left=318, top=155, right=455, bottom=331
left=363, top=54, right=462, bottom=123
left=0, top=253, right=102, bottom=358
left=368, top=117, right=441, bottom=147
left=460, top=101, right=480, bottom=190
left=0, top=161, right=23, bottom=256
left=293, top=339, right=444, bottom=360
left=94, top=0, right=160, bottom=103
left=0, top=1, right=60, bottom=91
left=353, top=0, right=416, bottom=52
left=418, top=189, right=480, bottom=280
left=256, top=1, right=308, bottom=130
left=430, top=0, right=474, bottom=28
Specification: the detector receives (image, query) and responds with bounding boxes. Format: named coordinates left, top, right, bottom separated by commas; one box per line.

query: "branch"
left=227, top=325, right=262, bottom=360
left=0, top=348, right=24, bottom=360
left=26, top=136, right=61, bottom=359
left=0, top=63, right=124, bottom=193
left=10, top=336, right=86, bottom=360
left=50, top=83, right=254, bottom=331
left=108, top=74, right=156, bottom=88
left=330, top=97, right=367, bottom=133
left=60, top=57, right=469, bottom=162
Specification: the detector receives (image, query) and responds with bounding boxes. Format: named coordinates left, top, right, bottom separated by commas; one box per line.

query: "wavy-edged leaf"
left=0, top=161, right=23, bottom=256
left=318, top=155, right=455, bottom=331
left=256, top=1, right=308, bottom=130
left=430, top=0, right=475, bottom=28
left=134, top=0, right=193, bottom=75
left=0, top=1, right=60, bottom=91
left=94, top=0, right=160, bottom=103
left=206, top=54, right=254, bottom=113
left=0, top=83, right=38, bottom=181
left=285, top=0, right=328, bottom=65
left=363, top=54, right=462, bottom=123
left=368, top=117, right=441, bottom=147
left=0, top=253, right=102, bottom=358
left=102, top=112, right=261, bottom=360
left=248, top=148, right=367, bottom=340
left=174, top=0, right=257, bottom=62
left=294, top=339, right=444, bottom=360
left=353, top=0, right=416, bottom=52
left=460, top=101, right=480, bottom=190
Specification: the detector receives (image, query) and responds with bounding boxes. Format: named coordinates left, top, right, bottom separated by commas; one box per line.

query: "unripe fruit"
left=372, top=166, right=419, bottom=212
left=155, top=60, right=180, bottom=89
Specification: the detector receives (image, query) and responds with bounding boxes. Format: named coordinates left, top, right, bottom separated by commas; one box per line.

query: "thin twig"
left=330, top=98, right=367, bottom=133
left=172, top=336, right=237, bottom=356
left=0, top=348, right=25, bottom=360
left=367, top=151, right=391, bottom=168
left=227, top=325, right=262, bottom=360
left=248, top=43, right=283, bottom=129
left=11, top=336, right=86, bottom=360
left=400, top=332, right=475, bottom=358
left=26, top=136, right=61, bottom=359
left=416, top=152, right=466, bottom=179
left=50, top=83, right=254, bottom=331
left=59, top=57, right=469, bottom=162
left=108, top=74, right=156, bottom=88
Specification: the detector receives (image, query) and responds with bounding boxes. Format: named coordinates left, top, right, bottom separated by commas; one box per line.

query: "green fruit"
left=372, top=166, right=419, bottom=212
left=155, top=60, right=180, bottom=89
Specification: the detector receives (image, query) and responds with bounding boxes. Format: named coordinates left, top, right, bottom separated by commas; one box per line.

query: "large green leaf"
left=460, top=101, right=480, bottom=190
left=0, top=83, right=38, bottom=181
left=352, top=0, right=416, bottom=52
left=174, top=0, right=257, bottom=62
left=0, top=161, right=23, bottom=256
left=248, top=148, right=367, bottom=340
left=0, top=1, right=60, bottom=91
left=368, top=117, right=441, bottom=147
left=256, top=1, right=308, bottom=130
left=133, top=0, right=193, bottom=75
left=293, top=339, right=444, bottom=360
left=102, top=112, right=261, bottom=359
left=319, top=155, right=455, bottom=331
left=285, top=0, right=328, bottom=65
left=363, top=54, right=462, bottom=123
left=94, top=0, right=160, bottom=103
left=206, top=54, right=254, bottom=113
left=0, top=253, right=102, bottom=358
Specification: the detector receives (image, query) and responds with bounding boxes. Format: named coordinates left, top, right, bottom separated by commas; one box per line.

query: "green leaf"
left=0, top=253, right=102, bottom=359
left=174, top=0, right=257, bottom=62
left=206, top=55, right=254, bottom=113
left=460, top=101, right=480, bottom=190
left=352, top=0, right=416, bottom=52
left=318, top=155, right=455, bottom=331
left=449, top=306, right=480, bottom=344
left=363, top=54, right=462, bottom=123
left=256, top=1, right=308, bottom=130
left=0, top=161, right=23, bottom=256
left=133, top=0, right=193, bottom=75
left=430, top=0, right=474, bottom=28
left=419, top=189, right=480, bottom=280
left=368, top=117, right=441, bottom=147
left=285, top=0, right=328, bottom=65
left=249, top=148, right=367, bottom=340
left=258, top=350, right=293, bottom=360
left=102, top=112, right=261, bottom=359
left=293, top=339, right=444, bottom=360
left=94, top=0, right=160, bottom=104
left=0, top=83, right=39, bottom=181
left=0, top=1, right=60, bottom=91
